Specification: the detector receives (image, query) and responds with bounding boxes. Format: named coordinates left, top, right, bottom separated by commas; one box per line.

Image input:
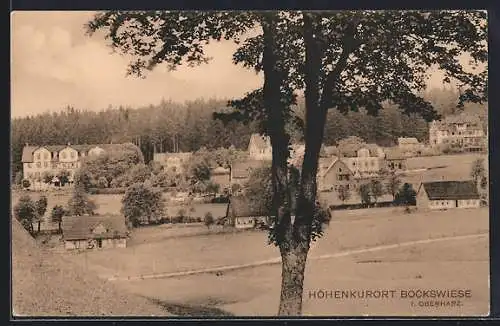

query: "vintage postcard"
left=11, top=10, right=489, bottom=317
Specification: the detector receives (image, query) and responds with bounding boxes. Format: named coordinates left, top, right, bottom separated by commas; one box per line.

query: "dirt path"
left=107, top=232, right=487, bottom=282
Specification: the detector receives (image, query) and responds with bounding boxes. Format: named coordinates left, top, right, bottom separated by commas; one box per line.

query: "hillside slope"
left=12, top=219, right=169, bottom=317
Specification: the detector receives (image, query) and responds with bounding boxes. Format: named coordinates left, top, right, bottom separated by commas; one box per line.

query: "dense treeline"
left=11, top=87, right=487, bottom=178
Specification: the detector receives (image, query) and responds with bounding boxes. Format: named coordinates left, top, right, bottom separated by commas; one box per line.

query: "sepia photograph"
left=10, top=10, right=489, bottom=317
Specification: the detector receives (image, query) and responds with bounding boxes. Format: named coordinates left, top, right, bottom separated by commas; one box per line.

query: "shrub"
left=22, top=179, right=31, bottom=189
left=204, top=212, right=214, bottom=228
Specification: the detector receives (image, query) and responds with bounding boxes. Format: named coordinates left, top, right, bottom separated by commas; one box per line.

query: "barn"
left=416, top=180, right=481, bottom=210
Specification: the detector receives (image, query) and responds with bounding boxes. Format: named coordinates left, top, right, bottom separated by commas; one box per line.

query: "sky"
left=11, top=11, right=474, bottom=118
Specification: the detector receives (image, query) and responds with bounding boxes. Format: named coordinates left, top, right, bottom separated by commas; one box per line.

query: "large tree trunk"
left=278, top=243, right=309, bottom=315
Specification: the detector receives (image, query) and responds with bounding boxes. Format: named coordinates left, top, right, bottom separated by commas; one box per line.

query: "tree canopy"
left=86, top=10, right=487, bottom=316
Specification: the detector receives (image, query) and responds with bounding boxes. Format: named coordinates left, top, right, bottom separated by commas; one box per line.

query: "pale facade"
left=248, top=134, right=273, bottom=161
left=64, top=238, right=127, bottom=250
left=21, top=143, right=126, bottom=185
left=429, top=113, right=486, bottom=152
left=343, top=148, right=385, bottom=176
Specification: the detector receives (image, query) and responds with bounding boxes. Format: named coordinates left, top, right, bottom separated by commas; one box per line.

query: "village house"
left=318, top=157, right=358, bottom=193
left=248, top=133, right=272, bottom=161
left=337, top=142, right=385, bottom=178
left=153, top=152, right=193, bottom=174
left=416, top=180, right=481, bottom=210
left=383, top=147, right=407, bottom=171
left=21, top=143, right=125, bottom=186
left=397, top=137, right=425, bottom=155
left=429, top=113, right=486, bottom=152
left=227, top=196, right=271, bottom=229
left=61, top=215, right=129, bottom=250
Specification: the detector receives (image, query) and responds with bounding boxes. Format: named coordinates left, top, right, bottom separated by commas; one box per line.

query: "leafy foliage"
left=470, top=158, right=486, bottom=184
left=14, top=195, right=36, bottom=233
left=51, top=205, right=66, bottom=233
left=204, top=212, right=215, bottom=228
left=395, top=183, right=417, bottom=206
left=385, top=171, right=402, bottom=200
left=358, top=183, right=372, bottom=206
left=121, top=182, right=165, bottom=226
left=22, top=179, right=31, bottom=189
left=370, top=180, right=384, bottom=203
left=337, top=184, right=351, bottom=203
left=67, top=186, right=97, bottom=216
left=35, top=196, right=48, bottom=220
left=86, top=10, right=487, bottom=315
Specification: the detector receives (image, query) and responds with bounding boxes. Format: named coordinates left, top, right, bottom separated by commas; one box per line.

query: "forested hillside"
left=11, top=87, right=487, bottom=177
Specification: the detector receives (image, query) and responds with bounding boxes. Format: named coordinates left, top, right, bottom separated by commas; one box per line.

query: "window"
left=441, top=201, right=445, bottom=206
left=371, top=160, right=375, bottom=167
left=27, top=163, right=32, bottom=168
left=43, top=162, right=48, bottom=168
left=71, top=152, right=75, bottom=158
left=97, top=239, right=102, bottom=249
left=35, top=153, right=40, bottom=160
left=36, top=162, right=41, bottom=168
left=43, top=153, right=49, bottom=160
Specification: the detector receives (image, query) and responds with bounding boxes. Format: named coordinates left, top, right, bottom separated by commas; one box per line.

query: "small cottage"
left=62, top=215, right=129, bottom=250
left=227, top=196, right=270, bottom=229
left=416, top=180, right=481, bottom=210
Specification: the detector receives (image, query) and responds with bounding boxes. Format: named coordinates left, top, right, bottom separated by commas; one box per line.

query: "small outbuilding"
left=62, top=215, right=129, bottom=250
left=416, top=180, right=481, bottom=210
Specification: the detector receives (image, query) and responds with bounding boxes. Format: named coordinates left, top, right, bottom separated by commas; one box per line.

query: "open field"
left=58, top=206, right=489, bottom=316
left=117, top=236, right=488, bottom=316
left=65, top=207, right=488, bottom=279
left=406, top=153, right=488, bottom=171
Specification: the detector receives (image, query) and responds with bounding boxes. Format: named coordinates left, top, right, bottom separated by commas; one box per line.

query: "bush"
left=204, top=212, right=214, bottom=228
left=22, top=179, right=31, bottom=189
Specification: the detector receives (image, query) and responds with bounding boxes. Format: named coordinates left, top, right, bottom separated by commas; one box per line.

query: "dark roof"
left=421, top=181, right=480, bottom=200
left=231, top=159, right=268, bottom=179
left=229, top=196, right=270, bottom=218
left=21, top=146, right=38, bottom=163
left=62, top=215, right=128, bottom=241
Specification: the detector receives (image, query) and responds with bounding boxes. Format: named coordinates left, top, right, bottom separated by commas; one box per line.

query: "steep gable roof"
left=21, top=146, right=39, bottom=163
left=62, top=215, right=128, bottom=241
left=420, top=180, right=480, bottom=200
left=322, top=157, right=353, bottom=178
